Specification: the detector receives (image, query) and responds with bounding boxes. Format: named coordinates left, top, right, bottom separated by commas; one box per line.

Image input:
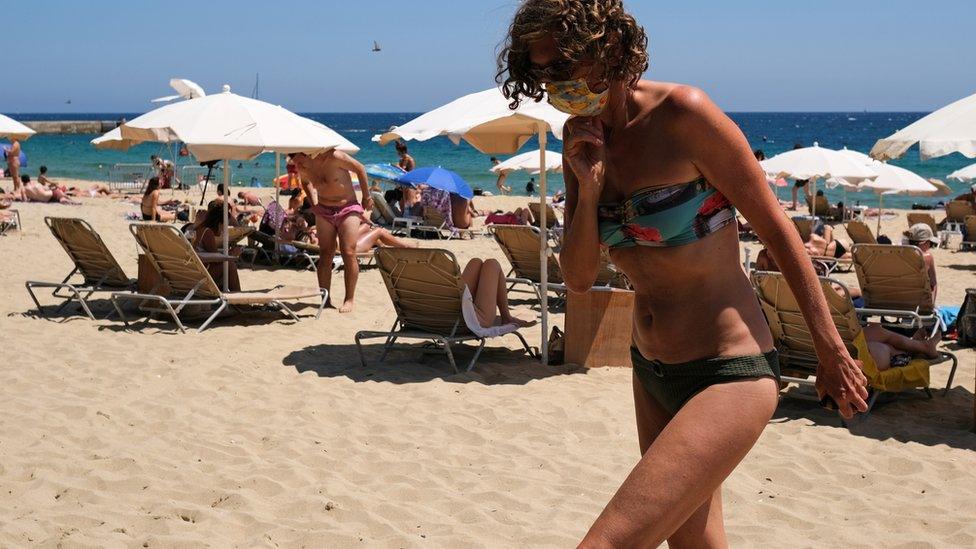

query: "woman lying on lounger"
left=305, top=215, right=418, bottom=253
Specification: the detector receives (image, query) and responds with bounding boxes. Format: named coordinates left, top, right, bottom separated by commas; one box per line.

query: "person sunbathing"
left=20, top=176, right=78, bottom=204
left=485, top=207, right=531, bottom=226
left=237, top=190, right=262, bottom=206
left=306, top=219, right=417, bottom=253
left=863, top=324, right=940, bottom=371
left=805, top=229, right=851, bottom=259
left=191, top=203, right=241, bottom=292
left=461, top=258, right=536, bottom=329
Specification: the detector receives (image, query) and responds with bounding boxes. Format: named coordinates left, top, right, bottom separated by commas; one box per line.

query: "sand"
left=0, top=182, right=973, bottom=547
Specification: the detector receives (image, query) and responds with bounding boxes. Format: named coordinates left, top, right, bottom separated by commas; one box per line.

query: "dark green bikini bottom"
left=632, top=347, right=781, bottom=415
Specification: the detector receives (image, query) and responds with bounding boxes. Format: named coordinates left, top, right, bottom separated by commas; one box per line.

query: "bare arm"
left=557, top=117, right=607, bottom=293
left=672, top=87, right=867, bottom=416
left=926, top=252, right=937, bottom=301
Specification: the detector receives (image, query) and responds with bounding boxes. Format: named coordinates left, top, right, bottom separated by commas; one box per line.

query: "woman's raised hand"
left=564, top=117, right=607, bottom=196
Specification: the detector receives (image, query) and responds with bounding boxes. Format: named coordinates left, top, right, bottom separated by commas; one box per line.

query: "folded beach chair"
left=852, top=244, right=941, bottom=335
left=845, top=220, right=877, bottom=245
left=960, top=216, right=976, bottom=251
left=752, top=270, right=957, bottom=415
left=111, top=223, right=326, bottom=333
left=491, top=225, right=626, bottom=302
left=354, top=247, right=535, bottom=372
left=0, top=208, right=20, bottom=236
left=25, top=217, right=136, bottom=320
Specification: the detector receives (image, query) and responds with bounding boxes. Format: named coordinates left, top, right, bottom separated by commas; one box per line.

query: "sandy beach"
left=0, top=183, right=974, bottom=547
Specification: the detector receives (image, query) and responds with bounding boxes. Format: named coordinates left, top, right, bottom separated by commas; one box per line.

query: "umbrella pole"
left=538, top=126, right=549, bottom=367
left=810, top=178, right=817, bottom=216
left=223, top=160, right=230, bottom=292
left=877, top=193, right=883, bottom=237
left=275, top=152, right=281, bottom=205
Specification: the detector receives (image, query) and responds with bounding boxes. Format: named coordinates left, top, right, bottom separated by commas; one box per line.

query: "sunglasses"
left=527, top=58, right=578, bottom=82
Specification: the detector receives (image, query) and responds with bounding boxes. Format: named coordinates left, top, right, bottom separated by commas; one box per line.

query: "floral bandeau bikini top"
left=597, top=177, right=736, bottom=249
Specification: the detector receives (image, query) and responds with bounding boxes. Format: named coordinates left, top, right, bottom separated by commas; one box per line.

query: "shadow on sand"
left=772, top=386, right=976, bottom=450
left=282, top=341, right=586, bottom=386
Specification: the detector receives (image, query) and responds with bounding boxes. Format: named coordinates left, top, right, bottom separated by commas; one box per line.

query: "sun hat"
left=903, top=223, right=940, bottom=245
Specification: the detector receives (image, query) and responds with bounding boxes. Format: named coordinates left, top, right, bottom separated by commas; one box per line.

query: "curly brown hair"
left=496, top=0, right=649, bottom=109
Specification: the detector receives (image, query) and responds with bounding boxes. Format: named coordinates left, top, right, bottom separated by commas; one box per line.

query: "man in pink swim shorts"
left=293, top=150, right=373, bottom=313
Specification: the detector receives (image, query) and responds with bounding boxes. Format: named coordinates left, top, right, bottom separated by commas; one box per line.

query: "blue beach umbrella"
left=365, top=163, right=407, bottom=183
left=396, top=166, right=474, bottom=199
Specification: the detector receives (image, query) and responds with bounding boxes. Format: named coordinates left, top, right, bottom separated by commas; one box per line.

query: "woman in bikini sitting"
left=141, top=178, right=176, bottom=222
left=497, top=1, right=868, bottom=545
left=191, top=203, right=241, bottom=291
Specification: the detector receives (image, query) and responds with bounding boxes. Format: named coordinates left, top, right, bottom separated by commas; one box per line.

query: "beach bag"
left=547, top=326, right=565, bottom=365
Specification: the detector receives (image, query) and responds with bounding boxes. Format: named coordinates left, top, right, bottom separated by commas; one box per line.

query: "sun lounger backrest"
left=132, top=223, right=222, bottom=299
left=374, top=247, right=469, bottom=336
left=946, top=200, right=975, bottom=222
left=845, top=220, right=876, bottom=245
left=965, top=216, right=976, bottom=243
left=45, top=217, right=129, bottom=286
left=852, top=244, right=934, bottom=314
left=906, top=213, right=937, bottom=234
left=791, top=217, right=813, bottom=242
left=527, top=202, right=558, bottom=228
left=371, top=191, right=396, bottom=224
left=492, top=225, right=563, bottom=284
left=752, top=271, right=861, bottom=373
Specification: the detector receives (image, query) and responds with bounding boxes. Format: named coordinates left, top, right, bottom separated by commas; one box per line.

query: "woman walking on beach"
left=497, top=1, right=868, bottom=546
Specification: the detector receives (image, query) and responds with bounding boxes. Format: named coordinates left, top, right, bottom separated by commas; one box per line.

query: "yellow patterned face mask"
left=546, top=79, right=608, bottom=116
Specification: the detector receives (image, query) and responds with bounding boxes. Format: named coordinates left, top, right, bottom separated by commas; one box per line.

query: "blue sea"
left=5, top=112, right=973, bottom=209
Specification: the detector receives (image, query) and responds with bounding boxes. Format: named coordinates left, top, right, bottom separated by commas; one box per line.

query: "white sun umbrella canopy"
left=122, top=85, right=358, bottom=161
left=114, top=84, right=359, bottom=290
left=871, top=92, right=976, bottom=161
left=839, top=163, right=951, bottom=234
left=490, top=149, right=563, bottom=175
left=947, top=163, right=976, bottom=183
left=375, top=87, right=569, bottom=366
left=761, top=143, right=878, bottom=183
left=761, top=143, right=878, bottom=215
left=0, top=113, right=36, bottom=140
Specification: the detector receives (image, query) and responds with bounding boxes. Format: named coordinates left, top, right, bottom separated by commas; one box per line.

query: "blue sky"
left=6, top=0, right=975, bottom=113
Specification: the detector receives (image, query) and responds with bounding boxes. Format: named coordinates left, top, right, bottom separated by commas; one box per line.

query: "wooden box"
left=564, top=288, right=635, bottom=368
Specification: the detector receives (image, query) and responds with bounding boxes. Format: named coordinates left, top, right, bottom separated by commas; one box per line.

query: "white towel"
left=461, top=287, right=520, bottom=338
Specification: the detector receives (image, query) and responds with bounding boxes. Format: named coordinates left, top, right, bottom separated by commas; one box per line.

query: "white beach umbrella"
left=849, top=163, right=950, bottom=234
left=947, top=162, right=976, bottom=183
left=0, top=113, right=36, bottom=141
left=111, top=84, right=359, bottom=290
left=761, top=143, right=878, bottom=214
left=871, top=92, right=976, bottom=161
left=490, top=149, right=563, bottom=175
left=761, top=143, right=878, bottom=182
left=121, top=85, right=358, bottom=161
left=375, top=87, right=569, bottom=366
